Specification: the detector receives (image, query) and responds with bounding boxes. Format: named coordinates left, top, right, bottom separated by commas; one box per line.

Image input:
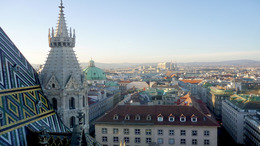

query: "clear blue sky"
left=1, top=0, right=260, bottom=64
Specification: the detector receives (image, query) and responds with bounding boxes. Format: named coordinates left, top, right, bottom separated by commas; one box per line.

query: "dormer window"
left=125, top=114, right=130, bottom=120
left=168, top=114, right=175, bottom=122
left=113, top=114, right=119, bottom=120
left=135, top=114, right=140, bottom=120
left=180, top=114, right=186, bottom=122
left=157, top=114, right=163, bottom=122
left=191, top=114, right=197, bottom=122
left=146, top=114, right=152, bottom=121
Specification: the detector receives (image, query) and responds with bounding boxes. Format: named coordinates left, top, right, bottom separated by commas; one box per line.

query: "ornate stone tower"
left=39, top=0, right=88, bottom=132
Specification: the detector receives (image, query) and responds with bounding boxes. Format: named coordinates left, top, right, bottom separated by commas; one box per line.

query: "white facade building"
left=95, top=105, right=219, bottom=146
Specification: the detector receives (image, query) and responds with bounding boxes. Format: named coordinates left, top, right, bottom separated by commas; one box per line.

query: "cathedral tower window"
left=69, top=97, right=75, bottom=109
left=83, top=96, right=85, bottom=107
left=52, top=98, right=57, bottom=110
left=70, top=116, right=75, bottom=128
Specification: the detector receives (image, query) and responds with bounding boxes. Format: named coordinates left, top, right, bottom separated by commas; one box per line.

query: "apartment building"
left=222, top=94, right=259, bottom=144
left=95, top=105, right=219, bottom=146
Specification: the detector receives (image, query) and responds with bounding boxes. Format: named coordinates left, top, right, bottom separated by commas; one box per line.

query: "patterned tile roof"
left=0, top=27, right=69, bottom=145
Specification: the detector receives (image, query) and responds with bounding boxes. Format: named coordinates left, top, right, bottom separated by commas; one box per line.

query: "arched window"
left=52, top=98, right=57, bottom=110
left=69, top=97, right=75, bottom=109
left=135, top=114, right=140, bottom=120
left=70, top=116, right=75, bottom=128
left=83, top=96, right=85, bottom=107
left=125, top=114, right=130, bottom=120
left=180, top=114, right=186, bottom=122
left=113, top=114, right=119, bottom=120
left=146, top=114, right=152, bottom=121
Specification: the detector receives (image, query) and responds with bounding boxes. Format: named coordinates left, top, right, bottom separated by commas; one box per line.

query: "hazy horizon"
left=1, top=0, right=260, bottom=64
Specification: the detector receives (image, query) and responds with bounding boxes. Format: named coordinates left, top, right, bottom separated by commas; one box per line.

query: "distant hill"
left=32, top=59, right=260, bottom=70
left=184, top=59, right=260, bottom=66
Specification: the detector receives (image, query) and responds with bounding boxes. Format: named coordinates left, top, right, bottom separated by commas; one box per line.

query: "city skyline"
left=1, top=0, right=260, bottom=64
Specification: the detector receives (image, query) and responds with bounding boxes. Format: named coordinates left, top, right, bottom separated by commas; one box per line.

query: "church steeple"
left=55, top=0, right=68, bottom=37
left=48, top=0, right=75, bottom=48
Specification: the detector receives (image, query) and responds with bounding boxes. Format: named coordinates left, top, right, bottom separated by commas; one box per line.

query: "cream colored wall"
left=96, top=124, right=217, bottom=146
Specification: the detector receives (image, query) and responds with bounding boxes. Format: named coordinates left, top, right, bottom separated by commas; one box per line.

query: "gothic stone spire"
left=48, top=0, right=75, bottom=48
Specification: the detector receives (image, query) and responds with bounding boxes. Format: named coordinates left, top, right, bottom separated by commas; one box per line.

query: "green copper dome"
left=83, top=60, right=106, bottom=80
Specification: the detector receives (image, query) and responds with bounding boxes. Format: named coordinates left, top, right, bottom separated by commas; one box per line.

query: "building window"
left=180, top=130, right=186, bottom=136
left=83, top=96, right=85, bottom=107
left=191, top=114, right=197, bottom=122
left=146, top=138, right=152, bottom=143
left=157, top=114, right=163, bottom=122
left=146, top=114, right=152, bottom=120
left=180, top=114, right=186, bottom=122
left=169, top=116, right=174, bottom=122
left=135, top=129, right=140, bottom=135
left=192, top=130, right=197, bottom=136
left=70, top=116, right=75, bottom=128
left=169, top=138, right=175, bottom=145
left=180, top=139, right=186, bottom=145
left=204, top=130, right=210, bottom=136
left=135, top=137, right=140, bottom=143
left=135, top=114, right=140, bottom=120
left=146, top=129, right=152, bottom=135
left=113, top=114, right=119, bottom=120
left=192, top=139, right=197, bottom=145
left=125, top=114, right=130, bottom=120
left=102, top=136, right=107, bottom=142
left=124, top=129, right=129, bottom=135
left=157, top=138, right=163, bottom=144
left=169, top=130, right=174, bottom=136
left=124, top=137, right=129, bottom=143
left=204, top=139, right=210, bottom=145
left=113, top=137, right=119, bottom=143
left=102, top=128, right=107, bottom=134
left=52, top=98, right=57, bottom=110
left=52, top=83, right=55, bottom=88
left=69, top=97, right=75, bottom=109
left=113, top=128, right=119, bottom=134
left=158, top=129, right=163, bottom=135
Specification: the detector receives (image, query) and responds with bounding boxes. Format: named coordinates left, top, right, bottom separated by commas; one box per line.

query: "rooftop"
left=180, top=79, right=203, bottom=84
left=96, top=105, right=219, bottom=127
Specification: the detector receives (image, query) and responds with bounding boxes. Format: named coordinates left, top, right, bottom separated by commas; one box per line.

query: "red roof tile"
left=180, top=80, right=203, bottom=84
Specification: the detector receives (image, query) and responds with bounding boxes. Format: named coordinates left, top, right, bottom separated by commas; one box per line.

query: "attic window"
left=168, top=114, right=175, bottom=122
left=146, top=115, right=152, bottom=121
left=113, top=114, right=119, bottom=120
left=52, top=83, right=55, bottom=88
left=135, top=114, right=140, bottom=120
left=125, top=114, right=130, bottom=120
left=180, top=114, right=186, bottom=122
left=191, top=114, right=197, bottom=122
left=157, top=114, right=163, bottom=122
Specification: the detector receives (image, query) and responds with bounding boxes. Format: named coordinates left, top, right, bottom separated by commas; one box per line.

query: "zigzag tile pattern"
left=0, top=27, right=69, bottom=146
